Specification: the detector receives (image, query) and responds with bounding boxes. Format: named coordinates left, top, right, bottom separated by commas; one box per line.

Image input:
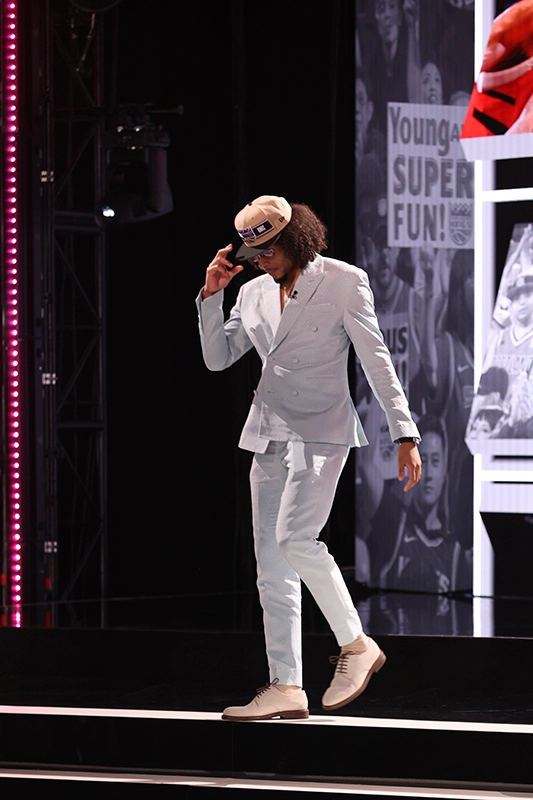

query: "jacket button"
left=291, top=390, right=298, bottom=396
left=311, top=325, right=318, bottom=332
left=292, top=358, right=299, bottom=364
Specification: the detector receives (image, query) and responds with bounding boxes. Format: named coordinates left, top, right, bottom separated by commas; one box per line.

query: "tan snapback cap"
left=234, top=195, right=292, bottom=259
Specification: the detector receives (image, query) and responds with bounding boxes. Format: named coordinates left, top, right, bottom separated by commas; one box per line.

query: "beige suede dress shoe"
left=321, top=637, right=386, bottom=710
left=222, top=682, right=309, bottom=721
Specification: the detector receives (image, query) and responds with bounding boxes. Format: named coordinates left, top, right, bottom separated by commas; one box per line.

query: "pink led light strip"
left=2, top=0, right=22, bottom=627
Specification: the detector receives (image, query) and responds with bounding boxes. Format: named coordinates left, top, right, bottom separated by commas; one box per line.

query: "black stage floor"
left=2, top=585, right=533, bottom=723
left=1, top=591, right=533, bottom=797
left=1, top=616, right=533, bottom=724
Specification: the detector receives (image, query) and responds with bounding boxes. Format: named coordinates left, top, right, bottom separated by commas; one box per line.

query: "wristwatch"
left=395, top=437, right=420, bottom=444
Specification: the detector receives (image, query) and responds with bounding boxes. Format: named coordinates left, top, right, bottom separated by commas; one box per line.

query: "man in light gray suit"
left=197, top=196, right=421, bottom=721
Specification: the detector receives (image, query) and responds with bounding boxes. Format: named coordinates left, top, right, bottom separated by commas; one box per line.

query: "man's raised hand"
left=202, top=244, right=244, bottom=299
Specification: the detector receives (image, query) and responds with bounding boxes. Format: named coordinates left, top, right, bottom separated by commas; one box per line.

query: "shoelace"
left=328, top=651, right=355, bottom=674
left=256, top=677, right=279, bottom=696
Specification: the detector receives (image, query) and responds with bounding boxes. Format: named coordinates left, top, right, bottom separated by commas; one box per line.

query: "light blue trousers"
left=250, top=441, right=363, bottom=686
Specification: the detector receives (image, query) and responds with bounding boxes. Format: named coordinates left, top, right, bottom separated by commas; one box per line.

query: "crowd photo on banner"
left=354, top=0, right=475, bottom=632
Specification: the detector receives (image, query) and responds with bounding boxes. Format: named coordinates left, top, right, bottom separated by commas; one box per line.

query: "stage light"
left=94, top=105, right=173, bottom=230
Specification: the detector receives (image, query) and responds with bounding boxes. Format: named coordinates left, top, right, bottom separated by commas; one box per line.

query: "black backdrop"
left=103, top=0, right=356, bottom=608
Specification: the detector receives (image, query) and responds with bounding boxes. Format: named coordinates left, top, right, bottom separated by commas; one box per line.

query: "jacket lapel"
left=269, top=255, right=325, bottom=353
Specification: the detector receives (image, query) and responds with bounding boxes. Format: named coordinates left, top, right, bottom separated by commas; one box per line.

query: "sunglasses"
left=248, top=248, right=275, bottom=266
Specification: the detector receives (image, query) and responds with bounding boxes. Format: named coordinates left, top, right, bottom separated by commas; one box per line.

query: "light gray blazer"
left=197, top=254, right=420, bottom=452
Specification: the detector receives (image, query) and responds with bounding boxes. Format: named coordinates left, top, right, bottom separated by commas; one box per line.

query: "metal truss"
left=25, top=0, right=116, bottom=626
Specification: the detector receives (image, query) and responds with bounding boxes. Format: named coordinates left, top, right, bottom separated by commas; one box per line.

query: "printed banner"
left=388, top=103, right=474, bottom=249
left=355, top=0, right=475, bottom=624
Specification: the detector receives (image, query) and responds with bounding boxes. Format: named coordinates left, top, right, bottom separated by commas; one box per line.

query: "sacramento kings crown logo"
left=449, top=203, right=473, bottom=247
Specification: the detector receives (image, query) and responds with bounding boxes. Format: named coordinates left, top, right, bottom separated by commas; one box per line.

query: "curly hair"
left=276, top=203, right=328, bottom=269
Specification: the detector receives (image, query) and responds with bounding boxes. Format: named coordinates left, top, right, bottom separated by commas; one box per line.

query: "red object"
left=0, top=573, right=6, bottom=586
left=44, top=577, right=51, bottom=591
left=461, top=69, right=533, bottom=139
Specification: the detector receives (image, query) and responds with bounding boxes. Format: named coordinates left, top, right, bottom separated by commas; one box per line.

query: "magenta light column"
left=2, top=0, right=22, bottom=627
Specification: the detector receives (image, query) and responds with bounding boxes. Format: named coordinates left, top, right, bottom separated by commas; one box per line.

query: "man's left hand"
left=397, top=442, right=422, bottom=492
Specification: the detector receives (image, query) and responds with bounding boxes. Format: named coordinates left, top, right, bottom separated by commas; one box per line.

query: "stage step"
left=1, top=770, right=533, bottom=799
left=1, top=628, right=532, bottom=722
left=0, top=707, right=532, bottom=788
left=1, top=629, right=533, bottom=794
